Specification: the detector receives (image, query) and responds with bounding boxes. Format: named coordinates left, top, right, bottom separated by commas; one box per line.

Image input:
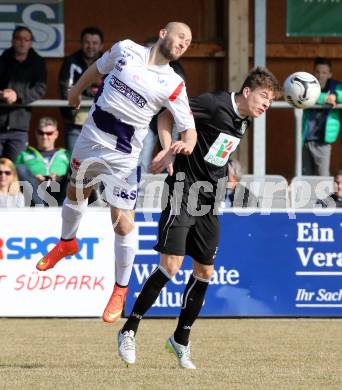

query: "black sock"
left=174, top=274, right=209, bottom=346
left=121, top=267, right=170, bottom=334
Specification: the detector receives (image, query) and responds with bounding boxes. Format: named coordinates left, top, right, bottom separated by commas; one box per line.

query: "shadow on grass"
left=0, top=363, right=44, bottom=369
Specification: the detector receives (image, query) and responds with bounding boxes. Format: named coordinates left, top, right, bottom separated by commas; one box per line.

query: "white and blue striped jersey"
left=81, top=39, right=195, bottom=162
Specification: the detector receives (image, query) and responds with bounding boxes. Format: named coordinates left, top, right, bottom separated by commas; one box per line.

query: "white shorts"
left=69, top=133, right=141, bottom=210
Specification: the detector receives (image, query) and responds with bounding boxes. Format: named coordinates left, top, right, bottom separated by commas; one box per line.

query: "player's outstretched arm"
left=158, top=109, right=173, bottom=151
left=158, top=109, right=197, bottom=155
left=150, top=110, right=197, bottom=175
left=150, top=110, right=174, bottom=175
left=68, top=62, right=102, bottom=109
left=171, top=127, right=197, bottom=155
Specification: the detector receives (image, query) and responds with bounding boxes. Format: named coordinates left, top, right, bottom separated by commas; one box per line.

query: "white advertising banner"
left=0, top=208, right=115, bottom=316
left=0, top=1, right=64, bottom=57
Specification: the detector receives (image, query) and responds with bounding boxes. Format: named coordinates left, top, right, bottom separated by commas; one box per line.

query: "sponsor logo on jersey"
left=122, top=50, right=133, bottom=60
left=158, top=76, right=168, bottom=86
left=216, top=139, right=235, bottom=159
left=112, top=185, right=137, bottom=201
left=109, top=76, right=147, bottom=108
left=204, top=133, right=240, bottom=167
left=115, top=58, right=127, bottom=72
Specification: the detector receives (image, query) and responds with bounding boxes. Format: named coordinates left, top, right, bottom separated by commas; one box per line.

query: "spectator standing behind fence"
left=0, top=157, right=24, bottom=207
left=59, top=27, right=104, bottom=152
left=302, top=57, right=342, bottom=176
left=0, top=26, right=47, bottom=161
left=15, top=117, right=70, bottom=206
left=316, top=170, right=342, bottom=208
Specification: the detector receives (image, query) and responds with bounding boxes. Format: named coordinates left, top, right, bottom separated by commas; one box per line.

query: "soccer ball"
left=283, top=72, right=321, bottom=109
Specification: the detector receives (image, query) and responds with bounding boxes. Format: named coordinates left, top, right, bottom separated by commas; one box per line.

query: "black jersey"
left=167, top=91, right=250, bottom=204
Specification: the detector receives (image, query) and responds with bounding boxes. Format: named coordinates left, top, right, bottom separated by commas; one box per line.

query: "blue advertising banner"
left=127, top=211, right=342, bottom=317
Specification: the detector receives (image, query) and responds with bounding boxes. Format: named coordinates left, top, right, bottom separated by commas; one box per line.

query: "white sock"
left=61, top=197, right=88, bottom=239
left=114, top=227, right=137, bottom=286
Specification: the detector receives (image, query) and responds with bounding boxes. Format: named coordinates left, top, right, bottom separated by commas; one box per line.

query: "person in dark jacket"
left=316, top=170, right=342, bottom=208
left=0, top=26, right=47, bottom=161
left=302, top=57, right=342, bottom=176
left=58, top=27, right=104, bottom=151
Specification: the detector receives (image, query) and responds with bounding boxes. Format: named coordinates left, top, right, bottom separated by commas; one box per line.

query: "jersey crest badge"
left=240, top=120, right=248, bottom=135
left=115, top=58, right=127, bottom=72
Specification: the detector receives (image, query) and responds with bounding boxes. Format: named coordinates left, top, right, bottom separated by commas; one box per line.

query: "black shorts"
left=154, top=191, right=219, bottom=265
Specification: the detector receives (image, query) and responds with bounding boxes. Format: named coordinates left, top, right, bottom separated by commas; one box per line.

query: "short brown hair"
left=80, top=27, right=104, bottom=42
left=334, top=169, right=342, bottom=180
left=38, top=116, right=58, bottom=130
left=12, top=26, right=33, bottom=41
left=239, top=67, right=281, bottom=98
left=314, top=57, right=332, bottom=70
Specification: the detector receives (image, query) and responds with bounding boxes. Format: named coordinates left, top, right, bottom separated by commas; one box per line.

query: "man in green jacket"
left=15, top=116, right=70, bottom=206
left=302, top=57, right=342, bottom=176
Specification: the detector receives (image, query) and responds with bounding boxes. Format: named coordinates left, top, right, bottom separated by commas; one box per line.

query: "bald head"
left=164, top=22, right=191, bottom=35
left=157, top=22, right=192, bottom=61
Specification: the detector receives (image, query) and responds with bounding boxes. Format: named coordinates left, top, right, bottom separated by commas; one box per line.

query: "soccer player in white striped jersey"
left=35, top=22, right=197, bottom=324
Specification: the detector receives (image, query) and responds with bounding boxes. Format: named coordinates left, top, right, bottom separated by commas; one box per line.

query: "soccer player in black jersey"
left=117, top=67, right=281, bottom=368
